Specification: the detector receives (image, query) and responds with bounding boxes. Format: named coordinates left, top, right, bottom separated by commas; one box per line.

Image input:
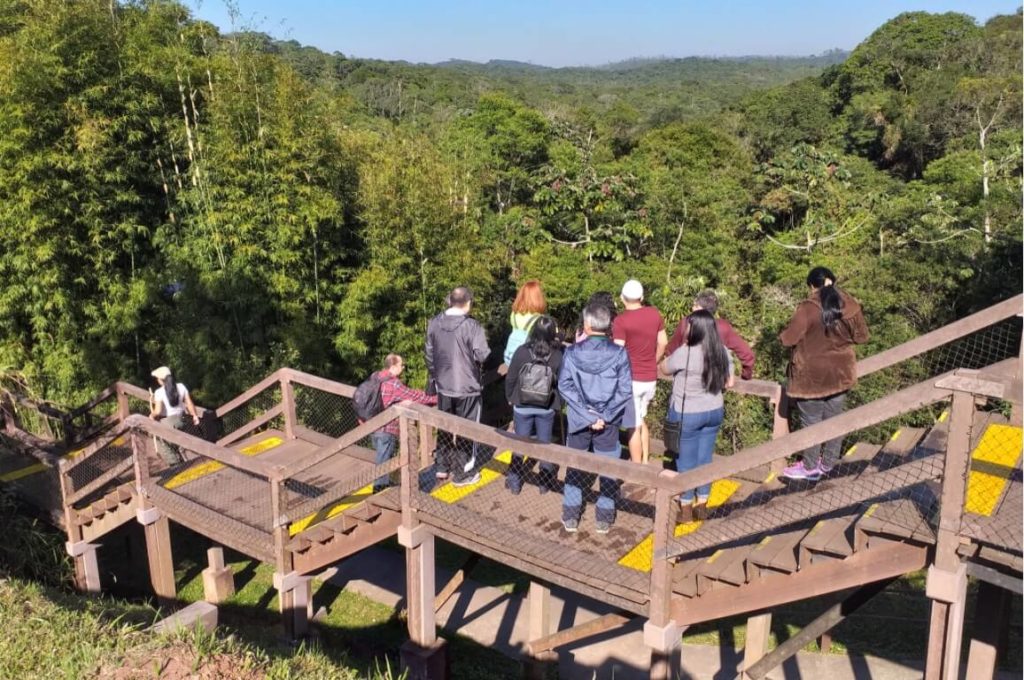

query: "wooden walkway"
left=0, top=294, right=1020, bottom=680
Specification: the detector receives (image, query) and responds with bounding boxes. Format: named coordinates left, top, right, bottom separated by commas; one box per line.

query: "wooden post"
left=202, top=546, right=235, bottom=604
left=116, top=386, right=130, bottom=423
left=924, top=390, right=973, bottom=680
left=646, top=479, right=681, bottom=680
left=523, top=581, right=556, bottom=679
left=399, top=414, right=449, bottom=679
left=770, top=386, right=788, bottom=474
left=1011, top=335, right=1023, bottom=426
left=137, top=503, right=176, bottom=606
left=57, top=460, right=98, bottom=592
left=270, top=478, right=305, bottom=638
left=965, top=581, right=1011, bottom=679
left=281, top=376, right=297, bottom=440
left=742, top=613, right=772, bottom=678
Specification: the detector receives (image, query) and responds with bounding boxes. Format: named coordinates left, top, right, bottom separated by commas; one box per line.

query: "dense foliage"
left=0, top=1, right=1020, bottom=450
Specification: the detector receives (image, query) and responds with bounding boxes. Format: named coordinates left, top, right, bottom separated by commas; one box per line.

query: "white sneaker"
left=452, top=472, right=481, bottom=487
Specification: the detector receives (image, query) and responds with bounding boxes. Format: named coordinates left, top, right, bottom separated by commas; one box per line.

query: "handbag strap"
left=679, top=348, right=691, bottom=416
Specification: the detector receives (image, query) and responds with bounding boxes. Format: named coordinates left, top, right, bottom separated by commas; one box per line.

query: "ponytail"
left=164, top=374, right=181, bottom=407
left=807, top=267, right=843, bottom=334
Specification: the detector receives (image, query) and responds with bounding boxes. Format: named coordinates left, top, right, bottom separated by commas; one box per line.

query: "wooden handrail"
left=59, top=422, right=133, bottom=473
left=218, top=403, right=285, bottom=447
left=856, top=294, right=1022, bottom=379
left=662, top=357, right=1016, bottom=497
left=395, top=402, right=668, bottom=488
left=281, top=367, right=356, bottom=399
left=275, top=406, right=401, bottom=480
left=67, top=383, right=119, bottom=419
left=115, top=381, right=151, bottom=403
left=121, top=414, right=278, bottom=478
left=214, top=369, right=284, bottom=419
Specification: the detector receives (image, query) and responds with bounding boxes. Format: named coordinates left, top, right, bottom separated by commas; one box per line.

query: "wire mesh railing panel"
left=958, top=418, right=1023, bottom=555
left=411, top=420, right=655, bottom=595
left=219, top=385, right=283, bottom=440
left=65, top=437, right=135, bottom=500
left=852, top=318, right=1022, bottom=421
left=282, top=453, right=401, bottom=534
left=148, top=430, right=273, bottom=533
left=293, top=384, right=363, bottom=442
left=666, top=401, right=956, bottom=562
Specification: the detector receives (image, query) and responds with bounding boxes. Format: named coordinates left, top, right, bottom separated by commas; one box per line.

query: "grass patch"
left=170, top=533, right=521, bottom=680
left=0, top=576, right=404, bottom=679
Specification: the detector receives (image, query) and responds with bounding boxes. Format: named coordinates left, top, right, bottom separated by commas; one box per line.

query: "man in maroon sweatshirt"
left=665, top=290, right=756, bottom=380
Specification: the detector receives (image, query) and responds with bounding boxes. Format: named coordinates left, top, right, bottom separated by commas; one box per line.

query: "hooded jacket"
left=425, top=310, right=491, bottom=398
left=558, top=335, right=635, bottom=434
left=779, top=290, right=869, bottom=399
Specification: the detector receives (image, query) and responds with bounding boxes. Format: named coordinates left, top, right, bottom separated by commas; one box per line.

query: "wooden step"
left=855, top=497, right=937, bottom=550
left=871, top=427, right=926, bottom=471
left=747, top=528, right=811, bottom=578
left=696, top=544, right=757, bottom=593
left=800, top=514, right=861, bottom=564
left=797, top=441, right=890, bottom=563
left=672, top=555, right=705, bottom=597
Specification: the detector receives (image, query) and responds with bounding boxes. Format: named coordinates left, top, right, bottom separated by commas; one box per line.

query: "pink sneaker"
left=782, top=460, right=822, bottom=481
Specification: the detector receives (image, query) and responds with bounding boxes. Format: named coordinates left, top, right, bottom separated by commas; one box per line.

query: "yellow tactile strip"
left=162, top=436, right=284, bottom=490
left=431, top=450, right=513, bottom=503
left=618, top=478, right=743, bottom=572
left=964, top=424, right=1022, bottom=517
left=289, top=483, right=375, bottom=536
left=0, top=436, right=126, bottom=482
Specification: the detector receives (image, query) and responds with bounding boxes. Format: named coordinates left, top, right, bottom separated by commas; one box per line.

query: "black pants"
left=436, top=394, right=482, bottom=482
left=796, top=391, right=847, bottom=470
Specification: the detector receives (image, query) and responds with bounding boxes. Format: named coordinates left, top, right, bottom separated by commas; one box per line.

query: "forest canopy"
left=0, top=1, right=1020, bottom=450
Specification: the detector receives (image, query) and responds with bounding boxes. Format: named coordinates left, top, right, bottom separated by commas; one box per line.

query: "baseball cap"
left=621, top=279, right=644, bottom=301
left=151, top=366, right=172, bottom=380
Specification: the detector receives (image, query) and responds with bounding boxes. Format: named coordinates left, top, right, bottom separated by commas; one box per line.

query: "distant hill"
left=259, top=34, right=850, bottom=124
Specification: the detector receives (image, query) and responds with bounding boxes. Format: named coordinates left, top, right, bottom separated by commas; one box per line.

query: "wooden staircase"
left=667, top=410, right=1018, bottom=626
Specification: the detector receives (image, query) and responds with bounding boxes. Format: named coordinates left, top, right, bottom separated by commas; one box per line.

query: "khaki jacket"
left=780, top=290, right=869, bottom=399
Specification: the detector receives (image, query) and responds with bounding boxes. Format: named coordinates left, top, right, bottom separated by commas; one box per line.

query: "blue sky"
left=186, top=0, right=1020, bottom=67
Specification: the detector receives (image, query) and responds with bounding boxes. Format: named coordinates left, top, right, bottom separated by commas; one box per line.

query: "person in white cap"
left=149, top=366, right=200, bottom=466
left=612, top=279, right=667, bottom=464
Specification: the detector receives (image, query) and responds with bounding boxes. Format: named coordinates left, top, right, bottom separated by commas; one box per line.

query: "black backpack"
left=352, top=372, right=386, bottom=422
left=517, top=350, right=554, bottom=407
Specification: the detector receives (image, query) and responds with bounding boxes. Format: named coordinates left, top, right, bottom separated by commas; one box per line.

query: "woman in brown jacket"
left=780, top=267, right=869, bottom=481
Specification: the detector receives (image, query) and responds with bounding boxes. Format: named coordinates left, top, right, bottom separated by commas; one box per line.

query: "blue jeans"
left=667, top=406, right=724, bottom=503
left=507, top=406, right=558, bottom=493
left=562, top=425, right=622, bottom=524
left=371, top=432, right=398, bottom=491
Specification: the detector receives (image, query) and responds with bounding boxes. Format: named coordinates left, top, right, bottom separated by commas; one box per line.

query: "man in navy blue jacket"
left=558, top=301, right=634, bottom=534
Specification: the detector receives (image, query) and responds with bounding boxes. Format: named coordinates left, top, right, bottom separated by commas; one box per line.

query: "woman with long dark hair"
left=660, top=310, right=734, bottom=522
left=780, top=267, right=869, bottom=481
left=149, top=366, right=200, bottom=466
left=505, top=315, right=563, bottom=495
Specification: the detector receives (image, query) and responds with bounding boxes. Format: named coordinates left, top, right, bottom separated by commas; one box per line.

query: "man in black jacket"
left=425, top=286, right=491, bottom=485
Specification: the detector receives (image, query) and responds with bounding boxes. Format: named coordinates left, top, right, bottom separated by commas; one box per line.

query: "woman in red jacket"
left=780, top=267, right=869, bottom=481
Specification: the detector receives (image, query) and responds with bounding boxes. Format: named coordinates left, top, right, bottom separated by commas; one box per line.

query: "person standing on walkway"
left=503, top=280, right=547, bottom=366
left=148, top=366, right=200, bottom=467
left=505, top=316, right=563, bottom=495
left=372, top=354, right=438, bottom=493
left=666, top=289, right=756, bottom=380
left=660, top=311, right=734, bottom=522
left=612, top=279, right=667, bottom=464
left=780, top=267, right=869, bottom=481
left=426, top=286, right=491, bottom=486
left=558, top=302, right=634, bottom=534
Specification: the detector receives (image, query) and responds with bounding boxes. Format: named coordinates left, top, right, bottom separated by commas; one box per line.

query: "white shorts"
left=632, top=381, right=657, bottom=421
